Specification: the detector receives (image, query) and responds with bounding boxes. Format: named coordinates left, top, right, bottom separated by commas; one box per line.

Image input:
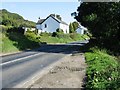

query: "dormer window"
left=45, top=24, right=47, bottom=28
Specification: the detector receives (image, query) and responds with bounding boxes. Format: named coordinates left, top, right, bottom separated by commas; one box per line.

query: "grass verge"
left=1, top=32, right=39, bottom=54
left=85, top=47, right=120, bottom=89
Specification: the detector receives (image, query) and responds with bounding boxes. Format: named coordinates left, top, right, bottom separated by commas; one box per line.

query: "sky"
left=1, top=2, right=80, bottom=24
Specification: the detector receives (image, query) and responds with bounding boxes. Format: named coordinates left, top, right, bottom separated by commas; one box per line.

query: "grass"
left=85, top=47, right=120, bottom=89
left=1, top=29, right=89, bottom=54
left=39, top=32, right=89, bottom=44
left=40, top=35, right=73, bottom=44
left=2, top=34, right=19, bottom=53
left=1, top=32, right=39, bottom=54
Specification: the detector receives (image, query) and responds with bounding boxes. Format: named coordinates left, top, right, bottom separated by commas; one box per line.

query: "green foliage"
left=74, top=2, right=120, bottom=54
left=69, top=22, right=79, bottom=33
left=7, top=27, right=25, bottom=34
left=25, top=31, right=40, bottom=43
left=2, top=31, right=39, bottom=53
left=2, top=33, right=19, bottom=53
left=70, top=33, right=84, bottom=41
left=85, top=48, right=120, bottom=89
left=72, top=21, right=79, bottom=31
left=52, top=32, right=57, bottom=37
left=56, top=28, right=64, bottom=33
left=1, top=9, right=36, bottom=27
left=69, top=23, right=74, bottom=33
left=40, top=32, right=51, bottom=37
left=40, top=32, right=88, bottom=44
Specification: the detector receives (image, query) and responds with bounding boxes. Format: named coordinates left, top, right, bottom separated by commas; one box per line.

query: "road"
left=1, top=40, right=88, bottom=88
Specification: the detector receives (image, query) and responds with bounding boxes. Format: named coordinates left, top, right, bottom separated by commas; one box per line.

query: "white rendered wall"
left=41, top=17, right=60, bottom=33
left=60, top=23, right=69, bottom=33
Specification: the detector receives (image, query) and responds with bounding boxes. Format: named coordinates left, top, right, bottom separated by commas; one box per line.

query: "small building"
left=22, top=27, right=36, bottom=34
left=76, top=25, right=88, bottom=34
left=36, top=14, right=69, bottom=34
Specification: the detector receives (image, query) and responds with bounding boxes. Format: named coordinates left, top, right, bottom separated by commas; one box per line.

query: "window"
left=45, top=24, right=47, bottom=28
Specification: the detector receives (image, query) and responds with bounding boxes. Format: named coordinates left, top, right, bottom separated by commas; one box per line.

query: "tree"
left=69, top=23, right=74, bottom=33
left=73, top=2, right=120, bottom=53
left=69, top=22, right=79, bottom=33
left=72, top=21, right=79, bottom=31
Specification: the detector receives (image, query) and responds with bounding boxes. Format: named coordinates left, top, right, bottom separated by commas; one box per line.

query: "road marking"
left=0, top=52, right=45, bottom=66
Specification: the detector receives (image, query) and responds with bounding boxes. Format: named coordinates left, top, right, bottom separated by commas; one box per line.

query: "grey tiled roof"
left=36, top=19, right=45, bottom=24
left=36, top=15, right=68, bottom=25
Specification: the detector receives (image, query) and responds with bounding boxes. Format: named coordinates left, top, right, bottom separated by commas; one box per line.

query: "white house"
left=76, top=25, right=88, bottom=34
left=36, top=14, right=69, bottom=34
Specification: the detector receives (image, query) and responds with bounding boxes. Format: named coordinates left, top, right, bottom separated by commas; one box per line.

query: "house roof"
left=36, top=15, right=68, bottom=25
left=36, top=19, right=45, bottom=24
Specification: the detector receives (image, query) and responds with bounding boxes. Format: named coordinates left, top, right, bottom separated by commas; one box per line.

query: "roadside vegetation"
left=1, top=30, right=39, bottom=54
left=1, top=9, right=35, bottom=27
left=85, top=47, right=119, bottom=89
left=38, top=30, right=89, bottom=44
left=1, top=25, right=89, bottom=54
left=73, top=2, right=120, bottom=89
left=1, top=9, right=89, bottom=54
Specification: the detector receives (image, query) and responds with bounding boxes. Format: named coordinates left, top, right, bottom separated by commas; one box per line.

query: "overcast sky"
left=1, top=2, right=80, bottom=24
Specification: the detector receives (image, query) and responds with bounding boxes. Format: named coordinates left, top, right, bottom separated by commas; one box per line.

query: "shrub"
left=70, top=33, right=84, bottom=41
left=52, top=32, right=57, bottom=37
left=7, top=27, right=25, bottom=34
left=40, top=32, right=51, bottom=36
left=56, top=28, right=64, bottom=33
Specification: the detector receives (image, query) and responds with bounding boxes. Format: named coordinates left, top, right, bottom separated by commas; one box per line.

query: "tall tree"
left=69, top=23, right=74, bottom=33
left=72, top=21, right=79, bottom=31
left=73, top=2, right=120, bottom=52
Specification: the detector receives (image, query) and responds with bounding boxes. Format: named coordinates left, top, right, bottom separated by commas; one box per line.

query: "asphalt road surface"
left=1, top=40, right=89, bottom=88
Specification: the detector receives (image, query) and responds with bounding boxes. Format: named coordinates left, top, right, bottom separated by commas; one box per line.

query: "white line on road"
left=0, top=52, right=45, bottom=66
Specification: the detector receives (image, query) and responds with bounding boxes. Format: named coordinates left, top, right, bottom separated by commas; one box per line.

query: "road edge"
left=18, top=54, right=72, bottom=88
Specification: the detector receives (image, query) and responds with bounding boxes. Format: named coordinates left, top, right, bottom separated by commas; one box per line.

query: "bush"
left=7, top=27, right=25, bottom=34
left=56, top=28, right=64, bottom=33
left=57, top=33, right=70, bottom=39
left=40, top=32, right=51, bottom=37
left=52, top=32, right=57, bottom=37
left=2, top=32, right=39, bottom=53
left=70, top=33, right=84, bottom=41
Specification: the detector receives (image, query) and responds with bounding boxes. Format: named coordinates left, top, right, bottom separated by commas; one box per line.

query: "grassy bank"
left=1, top=30, right=89, bottom=54
left=38, top=32, right=89, bottom=44
left=1, top=32, right=39, bottom=54
left=85, top=47, right=120, bottom=89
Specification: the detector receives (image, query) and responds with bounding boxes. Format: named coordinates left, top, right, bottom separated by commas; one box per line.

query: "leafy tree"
left=69, top=23, right=74, bottom=33
left=72, top=21, right=79, bottom=31
left=73, top=2, right=120, bottom=53
left=69, top=22, right=79, bottom=33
